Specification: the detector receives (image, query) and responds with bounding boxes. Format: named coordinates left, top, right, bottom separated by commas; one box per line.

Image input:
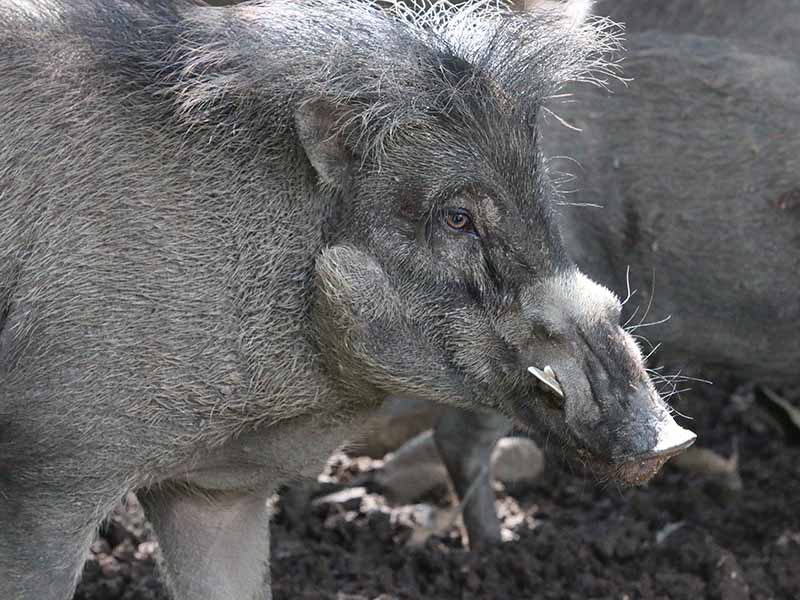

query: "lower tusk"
left=528, top=365, right=565, bottom=399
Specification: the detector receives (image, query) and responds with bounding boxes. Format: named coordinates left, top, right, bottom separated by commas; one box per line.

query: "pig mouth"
left=613, top=455, right=674, bottom=486
left=594, top=442, right=694, bottom=486
left=577, top=421, right=697, bottom=487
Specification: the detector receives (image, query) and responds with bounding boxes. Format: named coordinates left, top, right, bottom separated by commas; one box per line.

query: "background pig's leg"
left=434, top=407, right=510, bottom=547
left=372, top=429, right=450, bottom=503
left=139, top=485, right=273, bottom=600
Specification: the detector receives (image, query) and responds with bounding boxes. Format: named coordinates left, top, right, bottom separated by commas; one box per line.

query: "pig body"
left=0, top=1, right=692, bottom=599
left=0, top=2, right=355, bottom=596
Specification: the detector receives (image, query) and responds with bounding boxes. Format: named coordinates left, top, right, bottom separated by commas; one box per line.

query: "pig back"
left=597, top=0, right=800, bottom=57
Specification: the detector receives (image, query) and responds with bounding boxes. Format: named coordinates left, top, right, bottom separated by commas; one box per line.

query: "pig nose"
left=608, top=381, right=697, bottom=468
left=639, top=416, right=697, bottom=460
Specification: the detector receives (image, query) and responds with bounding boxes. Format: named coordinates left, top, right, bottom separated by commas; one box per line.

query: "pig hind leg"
left=139, top=484, right=273, bottom=600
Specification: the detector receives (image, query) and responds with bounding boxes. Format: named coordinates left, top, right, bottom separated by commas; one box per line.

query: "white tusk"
left=528, top=365, right=565, bottom=399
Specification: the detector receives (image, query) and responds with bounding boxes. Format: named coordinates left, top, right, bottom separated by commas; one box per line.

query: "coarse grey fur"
left=0, top=1, right=690, bottom=598
left=421, top=0, right=800, bottom=548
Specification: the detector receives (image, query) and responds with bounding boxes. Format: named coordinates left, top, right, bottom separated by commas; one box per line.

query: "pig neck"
left=140, top=148, right=383, bottom=481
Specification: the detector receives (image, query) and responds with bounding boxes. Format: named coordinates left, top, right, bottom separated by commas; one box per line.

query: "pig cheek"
left=456, top=326, right=507, bottom=386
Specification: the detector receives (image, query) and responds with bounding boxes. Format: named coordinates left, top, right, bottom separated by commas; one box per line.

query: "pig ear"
left=295, top=99, right=354, bottom=189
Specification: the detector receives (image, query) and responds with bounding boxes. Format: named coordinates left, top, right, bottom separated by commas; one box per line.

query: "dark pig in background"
left=0, top=1, right=694, bottom=599
left=599, top=0, right=800, bottom=56
left=563, top=0, right=800, bottom=379
left=406, top=0, right=800, bottom=548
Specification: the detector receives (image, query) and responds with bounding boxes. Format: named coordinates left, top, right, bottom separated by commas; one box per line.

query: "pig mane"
left=167, top=0, right=621, bottom=158
left=0, top=0, right=621, bottom=162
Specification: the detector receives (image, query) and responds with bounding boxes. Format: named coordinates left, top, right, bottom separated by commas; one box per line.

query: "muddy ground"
left=73, top=376, right=799, bottom=600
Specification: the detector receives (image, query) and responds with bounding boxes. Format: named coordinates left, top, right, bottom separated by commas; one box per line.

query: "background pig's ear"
left=513, top=0, right=593, bottom=26
left=295, top=98, right=354, bottom=189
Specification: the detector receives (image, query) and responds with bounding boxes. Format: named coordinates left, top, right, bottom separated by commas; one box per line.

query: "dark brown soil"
left=73, top=379, right=800, bottom=600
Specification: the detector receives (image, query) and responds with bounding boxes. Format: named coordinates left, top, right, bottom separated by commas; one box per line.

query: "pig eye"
left=444, top=208, right=477, bottom=235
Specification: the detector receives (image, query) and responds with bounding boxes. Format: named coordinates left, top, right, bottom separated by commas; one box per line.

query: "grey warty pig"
left=0, top=1, right=695, bottom=598
left=416, top=0, right=800, bottom=548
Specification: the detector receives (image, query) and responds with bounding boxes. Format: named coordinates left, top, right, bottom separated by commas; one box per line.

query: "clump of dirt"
left=73, top=378, right=800, bottom=600
left=73, top=495, right=165, bottom=600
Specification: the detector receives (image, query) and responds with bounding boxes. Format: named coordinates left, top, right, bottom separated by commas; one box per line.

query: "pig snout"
left=520, top=272, right=696, bottom=485
left=532, top=364, right=696, bottom=485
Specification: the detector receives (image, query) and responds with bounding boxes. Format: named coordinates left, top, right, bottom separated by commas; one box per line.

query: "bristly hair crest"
left=167, top=0, right=622, bottom=161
